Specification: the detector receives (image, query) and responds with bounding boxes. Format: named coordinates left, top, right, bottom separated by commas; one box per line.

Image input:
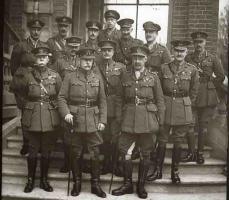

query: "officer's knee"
left=28, top=144, right=38, bottom=158
left=89, top=146, right=100, bottom=160
left=174, top=142, right=181, bottom=149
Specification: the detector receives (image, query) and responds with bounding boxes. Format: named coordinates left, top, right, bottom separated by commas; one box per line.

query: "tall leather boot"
left=24, top=157, right=37, bottom=193
left=181, top=131, right=196, bottom=162
left=197, top=129, right=206, bottom=164
left=112, top=159, right=134, bottom=196
left=147, top=145, right=166, bottom=181
left=59, top=145, right=70, bottom=173
left=171, top=147, right=181, bottom=184
left=20, top=129, right=29, bottom=156
left=71, top=158, right=81, bottom=196
left=91, top=159, right=106, bottom=198
left=40, top=157, right=53, bottom=192
left=101, top=141, right=112, bottom=175
left=137, top=160, right=150, bottom=199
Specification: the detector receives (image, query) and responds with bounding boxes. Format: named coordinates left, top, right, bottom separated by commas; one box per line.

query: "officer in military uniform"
left=96, top=40, right=125, bottom=174
left=58, top=46, right=107, bottom=198
left=182, top=32, right=225, bottom=164
left=47, top=16, right=72, bottom=63
left=98, top=10, right=121, bottom=42
left=147, top=40, right=199, bottom=184
left=112, top=45, right=165, bottom=199
left=52, top=36, right=81, bottom=80
left=10, top=46, right=62, bottom=193
left=10, top=18, right=46, bottom=156
left=143, top=21, right=171, bottom=75
left=115, top=18, right=144, bottom=66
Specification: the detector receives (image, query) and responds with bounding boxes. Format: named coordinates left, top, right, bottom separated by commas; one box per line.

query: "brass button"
left=41, top=102, right=43, bottom=105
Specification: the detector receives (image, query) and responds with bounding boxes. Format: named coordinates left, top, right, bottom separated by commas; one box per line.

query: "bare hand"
left=65, top=113, right=73, bottom=125
left=98, top=123, right=105, bottom=131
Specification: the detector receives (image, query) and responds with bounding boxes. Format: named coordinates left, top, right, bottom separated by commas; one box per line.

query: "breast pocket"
left=70, top=80, right=84, bottom=97
left=139, top=81, right=154, bottom=98
left=90, top=80, right=100, bottom=97
left=180, top=72, right=191, bottom=90
left=22, top=102, right=35, bottom=127
left=122, top=82, right=132, bottom=97
left=162, top=75, right=173, bottom=91
left=28, top=82, right=40, bottom=97
left=46, top=80, right=57, bottom=96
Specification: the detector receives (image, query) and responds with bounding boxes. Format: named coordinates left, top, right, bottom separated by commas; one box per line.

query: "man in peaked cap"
left=147, top=40, right=199, bottom=184
left=182, top=31, right=225, bottom=164
left=143, top=21, right=172, bottom=76
left=10, top=17, right=46, bottom=156
left=115, top=18, right=144, bottom=67
left=112, top=44, right=165, bottom=198
left=58, top=45, right=107, bottom=198
left=96, top=40, right=125, bottom=175
left=47, top=16, right=72, bottom=63
left=98, top=10, right=121, bottom=48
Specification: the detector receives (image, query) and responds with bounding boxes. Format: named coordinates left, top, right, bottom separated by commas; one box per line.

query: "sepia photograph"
left=2, top=0, right=228, bottom=199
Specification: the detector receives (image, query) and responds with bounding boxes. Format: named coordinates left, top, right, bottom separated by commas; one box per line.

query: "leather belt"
left=69, top=100, right=98, bottom=107
left=125, top=97, right=155, bottom=105
left=164, top=91, right=189, bottom=98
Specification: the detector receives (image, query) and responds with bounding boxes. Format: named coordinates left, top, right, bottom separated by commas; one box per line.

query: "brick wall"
left=171, top=0, right=219, bottom=53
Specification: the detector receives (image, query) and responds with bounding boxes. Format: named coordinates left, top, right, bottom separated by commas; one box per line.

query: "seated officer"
left=47, top=16, right=72, bottom=63
left=112, top=44, right=165, bottom=199
left=10, top=46, right=62, bottom=193
left=58, top=46, right=107, bottom=198
left=147, top=40, right=199, bottom=184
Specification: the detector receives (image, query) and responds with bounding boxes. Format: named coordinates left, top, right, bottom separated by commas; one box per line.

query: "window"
left=104, top=0, right=170, bottom=45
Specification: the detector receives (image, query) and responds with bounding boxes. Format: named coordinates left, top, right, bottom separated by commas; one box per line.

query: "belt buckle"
left=135, top=96, right=140, bottom=105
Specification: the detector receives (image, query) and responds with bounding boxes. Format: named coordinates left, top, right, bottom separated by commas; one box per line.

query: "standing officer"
left=115, top=18, right=144, bottom=66
left=58, top=46, right=107, bottom=198
left=183, top=32, right=225, bottom=164
left=112, top=45, right=165, bottom=199
left=147, top=40, right=199, bottom=184
left=47, top=16, right=72, bottom=63
left=10, top=46, right=62, bottom=193
left=10, top=18, right=46, bottom=156
left=98, top=10, right=121, bottom=43
left=96, top=40, right=125, bottom=174
left=51, top=36, right=81, bottom=173
left=143, top=21, right=171, bottom=75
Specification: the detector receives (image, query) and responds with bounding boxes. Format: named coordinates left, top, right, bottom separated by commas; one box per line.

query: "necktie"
left=135, top=71, right=141, bottom=79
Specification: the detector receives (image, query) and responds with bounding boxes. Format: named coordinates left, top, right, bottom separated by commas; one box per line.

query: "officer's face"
left=132, top=55, right=147, bottom=71
left=80, top=58, right=94, bottom=71
left=58, top=24, right=70, bottom=38
left=88, top=28, right=99, bottom=40
left=106, top=17, right=117, bottom=29
left=67, top=45, right=80, bottom=56
left=121, top=27, right=132, bottom=38
left=193, top=39, right=206, bottom=52
left=30, top=27, right=42, bottom=40
left=101, top=48, right=114, bottom=60
left=36, top=55, right=49, bottom=67
left=173, top=49, right=187, bottom=62
left=145, top=30, right=158, bottom=43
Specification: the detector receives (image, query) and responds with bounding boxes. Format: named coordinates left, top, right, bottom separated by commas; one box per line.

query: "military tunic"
left=158, top=61, right=199, bottom=143
left=115, top=37, right=144, bottom=66
left=10, top=37, right=46, bottom=75
left=47, top=35, right=68, bottom=63
left=145, top=42, right=172, bottom=75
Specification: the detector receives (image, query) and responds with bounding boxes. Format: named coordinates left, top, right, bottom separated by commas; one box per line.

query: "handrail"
left=4, top=19, right=21, bottom=42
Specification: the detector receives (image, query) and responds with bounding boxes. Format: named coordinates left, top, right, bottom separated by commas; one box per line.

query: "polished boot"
left=112, top=159, right=134, bottom=196
left=24, top=157, right=37, bottom=193
left=197, top=151, right=205, bottom=164
left=171, top=147, right=181, bottom=184
left=59, top=145, right=70, bottom=173
left=101, top=155, right=111, bottom=175
left=20, top=135, right=29, bottom=156
left=91, top=159, right=106, bottom=198
left=181, top=131, right=196, bottom=162
left=197, top=130, right=206, bottom=164
left=147, top=146, right=166, bottom=181
left=71, top=158, right=81, bottom=196
left=40, top=157, right=53, bottom=192
left=137, top=160, right=150, bottom=199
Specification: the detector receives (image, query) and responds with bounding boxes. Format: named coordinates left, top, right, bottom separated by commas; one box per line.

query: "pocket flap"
left=71, top=80, right=82, bottom=86
left=146, top=104, right=158, bottom=112
left=207, top=81, right=215, bottom=89
left=122, top=82, right=132, bottom=87
left=24, top=102, right=35, bottom=109
left=183, top=97, right=191, bottom=106
left=69, top=105, right=79, bottom=114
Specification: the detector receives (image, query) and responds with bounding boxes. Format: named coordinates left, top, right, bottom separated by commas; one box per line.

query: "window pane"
left=139, top=0, right=169, bottom=4
left=137, top=5, right=169, bottom=45
left=104, top=5, right=137, bottom=38
left=104, top=0, right=137, bottom=4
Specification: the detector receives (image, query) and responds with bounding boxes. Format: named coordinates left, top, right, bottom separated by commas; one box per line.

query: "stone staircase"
left=2, top=125, right=227, bottom=200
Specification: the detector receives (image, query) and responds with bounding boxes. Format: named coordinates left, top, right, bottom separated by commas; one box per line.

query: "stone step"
left=2, top=148, right=225, bottom=175
left=2, top=163, right=226, bottom=194
left=2, top=183, right=226, bottom=200
left=6, top=134, right=212, bottom=158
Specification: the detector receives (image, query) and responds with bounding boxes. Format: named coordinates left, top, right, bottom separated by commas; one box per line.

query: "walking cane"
left=67, top=119, right=74, bottom=196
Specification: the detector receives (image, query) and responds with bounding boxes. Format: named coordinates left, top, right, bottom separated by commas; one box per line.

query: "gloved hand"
left=98, top=123, right=105, bottom=131
left=65, top=113, right=73, bottom=125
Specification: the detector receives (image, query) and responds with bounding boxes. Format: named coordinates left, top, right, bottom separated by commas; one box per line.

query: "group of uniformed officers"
left=10, top=9, right=225, bottom=199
